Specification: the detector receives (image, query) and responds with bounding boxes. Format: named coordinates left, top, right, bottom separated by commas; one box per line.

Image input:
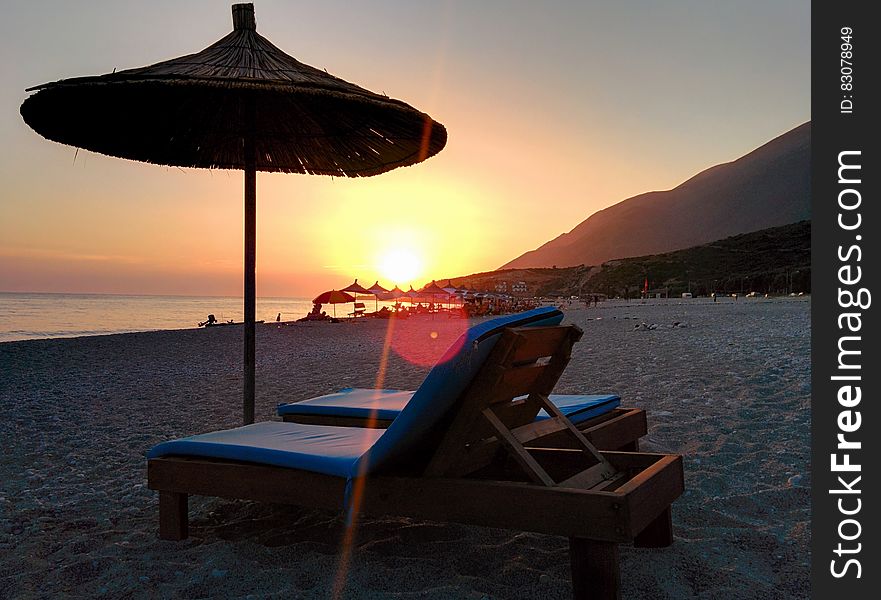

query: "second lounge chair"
left=278, top=388, right=645, bottom=451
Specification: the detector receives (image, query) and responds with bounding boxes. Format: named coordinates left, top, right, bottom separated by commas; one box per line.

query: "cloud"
left=0, top=246, right=146, bottom=264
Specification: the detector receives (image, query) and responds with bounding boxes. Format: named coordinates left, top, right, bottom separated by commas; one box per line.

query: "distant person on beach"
left=276, top=313, right=281, bottom=322
left=199, top=314, right=217, bottom=327
left=298, top=303, right=331, bottom=322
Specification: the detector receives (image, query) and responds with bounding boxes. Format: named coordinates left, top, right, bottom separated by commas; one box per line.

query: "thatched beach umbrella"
left=342, top=279, right=371, bottom=295
left=420, top=280, right=447, bottom=310
left=420, top=280, right=447, bottom=295
left=341, top=279, right=371, bottom=313
left=366, top=281, right=389, bottom=312
left=20, top=3, right=447, bottom=425
left=389, top=285, right=406, bottom=310
left=405, top=285, right=420, bottom=307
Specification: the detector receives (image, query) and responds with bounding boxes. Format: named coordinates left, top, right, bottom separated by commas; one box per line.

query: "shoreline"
left=0, top=295, right=811, bottom=345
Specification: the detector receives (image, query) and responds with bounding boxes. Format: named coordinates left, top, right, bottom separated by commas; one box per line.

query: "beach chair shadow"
left=148, top=310, right=683, bottom=599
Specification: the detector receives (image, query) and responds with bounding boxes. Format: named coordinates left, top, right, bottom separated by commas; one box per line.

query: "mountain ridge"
left=501, top=122, right=811, bottom=269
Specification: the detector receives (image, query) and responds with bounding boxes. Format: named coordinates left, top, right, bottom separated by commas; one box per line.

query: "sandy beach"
left=0, top=298, right=810, bottom=599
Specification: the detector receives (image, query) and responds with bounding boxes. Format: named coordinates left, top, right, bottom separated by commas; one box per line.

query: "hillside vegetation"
left=449, top=221, right=810, bottom=298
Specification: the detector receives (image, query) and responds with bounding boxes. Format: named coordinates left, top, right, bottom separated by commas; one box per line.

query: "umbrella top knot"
left=232, top=3, right=256, bottom=31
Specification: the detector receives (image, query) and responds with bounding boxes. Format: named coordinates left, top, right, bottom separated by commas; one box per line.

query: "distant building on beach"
left=494, top=281, right=508, bottom=293
left=511, top=281, right=528, bottom=295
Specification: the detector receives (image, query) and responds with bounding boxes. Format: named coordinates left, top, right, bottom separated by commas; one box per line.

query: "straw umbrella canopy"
left=420, top=280, right=447, bottom=310
left=19, top=4, right=447, bottom=425
left=441, top=280, right=459, bottom=309
left=389, top=285, right=406, bottom=310
left=341, top=279, right=371, bottom=311
left=312, top=290, right=355, bottom=317
left=366, top=281, right=389, bottom=312
left=342, top=279, right=371, bottom=295
left=405, top=285, right=420, bottom=307
left=420, top=280, right=447, bottom=295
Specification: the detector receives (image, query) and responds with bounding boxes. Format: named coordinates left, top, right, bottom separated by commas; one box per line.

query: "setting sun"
left=378, top=248, right=423, bottom=284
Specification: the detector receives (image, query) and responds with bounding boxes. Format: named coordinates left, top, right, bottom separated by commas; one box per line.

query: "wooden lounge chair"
left=279, top=389, right=646, bottom=451
left=148, top=311, right=683, bottom=599
left=348, top=302, right=366, bottom=317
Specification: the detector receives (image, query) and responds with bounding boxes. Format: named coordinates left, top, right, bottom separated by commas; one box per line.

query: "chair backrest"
left=354, top=302, right=365, bottom=310
left=353, top=307, right=564, bottom=475
left=419, top=324, right=617, bottom=489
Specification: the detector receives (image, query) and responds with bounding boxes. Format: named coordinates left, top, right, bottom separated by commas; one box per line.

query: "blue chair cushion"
left=147, top=421, right=382, bottom=478
left=535, top=393, right=620, bottom=421
left=279, top=388, right=415, bottom=422
left=278, top=387, right=620, bottom=425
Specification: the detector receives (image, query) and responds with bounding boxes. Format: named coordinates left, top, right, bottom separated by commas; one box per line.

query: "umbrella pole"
left=243, top=134, right=256, bottom=425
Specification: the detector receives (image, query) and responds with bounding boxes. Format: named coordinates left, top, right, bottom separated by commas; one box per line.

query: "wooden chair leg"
left=634, top=506, right=673, bottom=548
left=159, top=491, right=188, bottom=540
left=569, top=537, right=621, bottom=600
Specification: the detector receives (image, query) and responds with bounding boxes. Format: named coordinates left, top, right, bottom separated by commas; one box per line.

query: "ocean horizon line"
left=0, top=293, right=330, bottom=342
left=0, top=290, right=313, bottom=301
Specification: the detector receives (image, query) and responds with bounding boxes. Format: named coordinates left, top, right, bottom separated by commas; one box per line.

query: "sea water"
left=0, top=292, right=346, bottom=342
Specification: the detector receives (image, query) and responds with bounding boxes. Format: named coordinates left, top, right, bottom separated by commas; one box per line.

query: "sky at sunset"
left=0, top=0, right=809, bottom=297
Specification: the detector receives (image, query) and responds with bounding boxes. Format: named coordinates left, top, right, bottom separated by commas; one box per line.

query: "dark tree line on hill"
left=449, top=221, right=811, bottom=299
left=580, top=221, right=811, bottom=298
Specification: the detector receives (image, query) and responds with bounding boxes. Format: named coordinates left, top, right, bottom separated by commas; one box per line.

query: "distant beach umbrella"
left=342, top=279, right=371, bottom=295
left=405, top=285, right=420, bottom=306
left=367, top=281, right=389, bottom=295
left=313, top=290, right=356, bottom=304
left=419, top=280, right=447, bottom=310
left=341, top=279, right=372, bottom=313
left=20, top=4, right=447, bottom=425
left=419, top=280, right=447, bottom=295
left=441, top=280, right=459, bottom=309
left=366, top=281, right=389, bottom=311
left=389, top=285, right=406, bottom=308
left=342, top=279, right=370, bottom=304
left=312, top=290, right=355, bottom=318
left=441, top=280, right=458, bottom=295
